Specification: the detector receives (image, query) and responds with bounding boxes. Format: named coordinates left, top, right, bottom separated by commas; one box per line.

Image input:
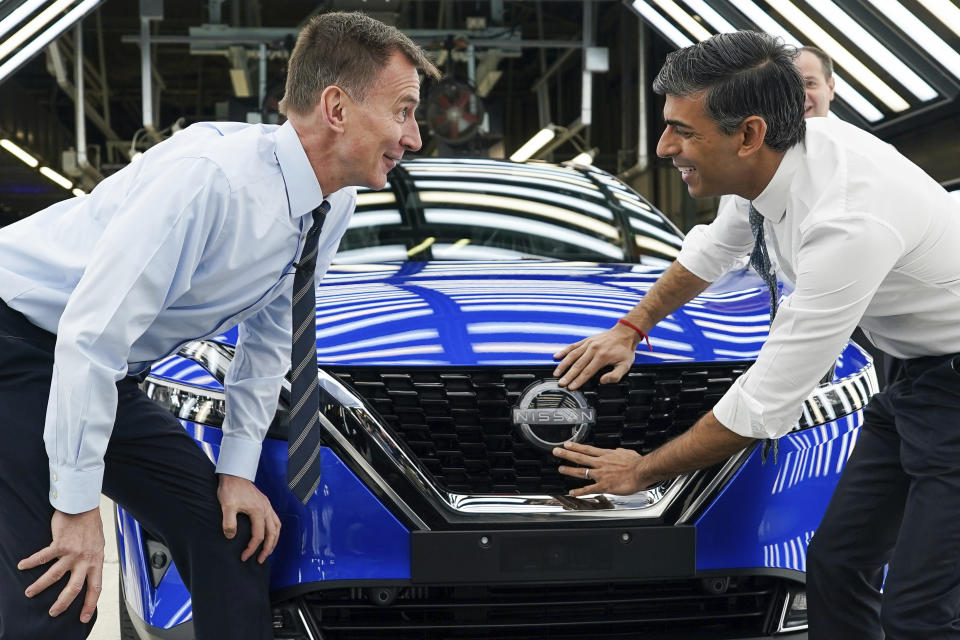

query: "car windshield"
left=334, top=158, right=684, bottom=265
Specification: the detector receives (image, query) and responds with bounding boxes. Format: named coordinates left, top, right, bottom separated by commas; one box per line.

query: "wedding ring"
left=584, top=468, right=591, bottom=480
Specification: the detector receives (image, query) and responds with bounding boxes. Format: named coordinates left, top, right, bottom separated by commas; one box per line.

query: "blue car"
left=117, top=158, right=877, bottom=639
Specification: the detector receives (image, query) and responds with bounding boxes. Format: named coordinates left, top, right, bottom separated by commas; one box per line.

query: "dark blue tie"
left=749, top=203, right=779, bottom=324
left=749, top=202, right=781, bottom=464
left=287, top=201, right=329, bottom=503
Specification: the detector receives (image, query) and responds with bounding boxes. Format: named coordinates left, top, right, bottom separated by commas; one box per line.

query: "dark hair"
left=799, top=45, right=833, bottom=80
left=653, top=31, right=805, bottom=151
left=281, top=11, right=441, bottom=116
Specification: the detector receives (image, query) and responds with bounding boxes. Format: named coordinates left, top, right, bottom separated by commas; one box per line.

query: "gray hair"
left=653, top=31, right=805, bottom=152
left=280, top=12, right=441, bottom=116
left=800, top=45, right=833, bottom=80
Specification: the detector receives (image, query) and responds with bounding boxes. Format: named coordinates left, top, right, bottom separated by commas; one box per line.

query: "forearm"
left=624, top=261, right=711, bottom=333
left=637, top=411, right=754, bottom=485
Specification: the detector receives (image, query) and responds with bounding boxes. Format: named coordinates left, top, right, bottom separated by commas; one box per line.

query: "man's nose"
left=656, top=128, right=676, bottom=159
left=402, top=119, right=422, bottom=152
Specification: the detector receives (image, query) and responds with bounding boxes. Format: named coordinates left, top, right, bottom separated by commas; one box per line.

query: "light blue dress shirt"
left=0, top=120, right=356, bottom=514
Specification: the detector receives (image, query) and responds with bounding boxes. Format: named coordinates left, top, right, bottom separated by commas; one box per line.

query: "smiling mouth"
left=676, top=165, right=696, bottom=177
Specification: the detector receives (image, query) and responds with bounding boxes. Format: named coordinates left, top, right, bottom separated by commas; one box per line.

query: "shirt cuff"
left=712, top=377, right=775, bottom=439
left=49, top=464, right=103, bottom=514
left=215, top=435, right=263, bottom=481
left=677, top=227, right=729, bottom=283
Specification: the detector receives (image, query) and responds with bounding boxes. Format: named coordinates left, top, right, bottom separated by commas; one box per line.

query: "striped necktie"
left=287, top=201, right=329, bottom=503
left=749, top=203, right=779, bottom=324
left=749, top=202, right=781, bottom=464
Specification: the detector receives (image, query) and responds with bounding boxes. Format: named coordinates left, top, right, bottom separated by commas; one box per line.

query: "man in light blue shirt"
left=0, top=12, right=438, bottom=639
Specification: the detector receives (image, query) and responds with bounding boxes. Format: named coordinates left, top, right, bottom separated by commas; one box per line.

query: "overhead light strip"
left=805, top=0, right=937, bottom=101
left=652, top=0, right=713, bottom=42
left=830, top=75, right=885, bottom=122
left=509, top=127, right=557, bottom=162
left=766, top=0, right=910, bottom=111
left=0, top=0, right=78, bottom=62
left=570, top=151, right=595, bottom=165
left=728, top=0, right=884, bottom=122
left=0, top=138, right=40, bottom=167
left=915, top=0, right=960, bottom=39
left=630, top=0, right=695, bottom=49
left=682, top=0, right=738, bottom=33
left=862, top=0, right=960, bottom=81
left=0, top=0, right=100, bottom=83
left=39, top=166, right=73, bottom=189
left=0, top=0, right=47, bottom=40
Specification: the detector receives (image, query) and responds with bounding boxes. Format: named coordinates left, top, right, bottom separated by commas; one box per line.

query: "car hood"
left=305, top=261, right=773, bottom=367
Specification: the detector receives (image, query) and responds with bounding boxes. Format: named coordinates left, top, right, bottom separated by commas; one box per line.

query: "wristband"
left=617, top=318, right=652, bottom=351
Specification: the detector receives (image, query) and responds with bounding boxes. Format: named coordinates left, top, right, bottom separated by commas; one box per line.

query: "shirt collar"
left=750, top=142, right=803, bottom=223
left=275, top=120, right=325, bottom=219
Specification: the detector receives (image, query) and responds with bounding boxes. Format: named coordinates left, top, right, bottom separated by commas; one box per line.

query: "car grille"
left=302, top=576, right=782, bottom=640
left=330, top=364, right=748, bottom=494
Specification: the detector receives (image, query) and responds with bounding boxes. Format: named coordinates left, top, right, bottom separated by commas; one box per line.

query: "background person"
left=0, top=12, right=438, bottom=640
left=551, top=31, right=960, bottom=639
left=796, top=45, right=835, bottom=118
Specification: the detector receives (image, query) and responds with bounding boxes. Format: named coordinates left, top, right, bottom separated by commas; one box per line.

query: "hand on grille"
left=552, top=323, right=641, bottom=390
left=553, top=441, right=648, bottom=497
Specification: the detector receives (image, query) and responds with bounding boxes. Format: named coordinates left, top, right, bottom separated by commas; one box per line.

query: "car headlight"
left=795, top=363, right=878, bottom=430
left=143, top=378, right=226, bottom=426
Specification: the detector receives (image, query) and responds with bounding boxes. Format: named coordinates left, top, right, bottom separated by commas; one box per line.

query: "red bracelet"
left=617, top=318, right=652, bottom=351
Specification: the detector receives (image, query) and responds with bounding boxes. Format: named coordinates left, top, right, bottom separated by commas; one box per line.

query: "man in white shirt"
left=552, top=31, right=960, bottom=638
left=0, top=12, right=438, bottom=640
left=796, top=46, right=835, bottom=118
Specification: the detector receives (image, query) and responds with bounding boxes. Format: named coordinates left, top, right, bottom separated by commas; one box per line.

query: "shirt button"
left=52, top=473, right=57, bottom=481
left=51, top=490, right=58, bottom=499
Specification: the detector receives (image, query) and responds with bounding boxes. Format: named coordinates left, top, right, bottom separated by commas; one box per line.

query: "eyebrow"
left=398, top=93, right=420, bottom=107
left=664, top=118, right=693, bottom=130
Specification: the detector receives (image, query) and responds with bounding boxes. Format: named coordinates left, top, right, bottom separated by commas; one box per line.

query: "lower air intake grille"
left=304, top=576, right=783, bottom=640
left=330, top=364, right=747, bottom=494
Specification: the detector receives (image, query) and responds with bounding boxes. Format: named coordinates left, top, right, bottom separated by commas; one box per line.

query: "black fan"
left=426, top=79, right=485, bottom=145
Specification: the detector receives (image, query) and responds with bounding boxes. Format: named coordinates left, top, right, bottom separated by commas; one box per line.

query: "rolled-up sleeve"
left=217, top=290, right=292, bottom=480
left=47, top=158, right=225, bottom=514
left=677, top=196, right=755, bottom=283
left=714, top=215, right=903, bottom=439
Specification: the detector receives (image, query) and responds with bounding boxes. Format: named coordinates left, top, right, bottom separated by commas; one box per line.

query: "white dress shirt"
left=678, top=118, right=960, bottom=440
left=0, top=120, right=356, bottom=513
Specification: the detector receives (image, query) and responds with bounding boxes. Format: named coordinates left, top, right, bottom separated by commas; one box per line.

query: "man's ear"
left=737, top=115, right=768, bottom=158
left=827, top=76, right=836, bottom=101
left=318, top=85, right=347, bottom=133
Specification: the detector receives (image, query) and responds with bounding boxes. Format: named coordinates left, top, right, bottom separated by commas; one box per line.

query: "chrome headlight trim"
left=143, top=377, right=226, bottom=427
left=795, top=362, right=878, bottom=431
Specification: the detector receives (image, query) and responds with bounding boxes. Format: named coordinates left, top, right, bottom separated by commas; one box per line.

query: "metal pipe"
left=45, top=40, right=122, bottom=147
left=581, top=0, right=593, bottom=127
left=75, top=22, right=87, bottom=168
left=95, top=8, right=110, bottom=132
left=140, top=16, right=154, bottom=133
left=619, top=21, right=650, bottom=182
left=258, top=42, right=266, bottom=108
left=637, top=21, right=649, bottom=172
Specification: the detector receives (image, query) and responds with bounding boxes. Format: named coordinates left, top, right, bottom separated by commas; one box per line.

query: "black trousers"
left=808, top=353, right=960, bottom=639
left=0, top=300, right=271, bottom=640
